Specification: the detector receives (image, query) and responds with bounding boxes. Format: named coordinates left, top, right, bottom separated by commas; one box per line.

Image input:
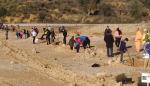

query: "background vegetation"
left=0, top=0, right=150, bottom=23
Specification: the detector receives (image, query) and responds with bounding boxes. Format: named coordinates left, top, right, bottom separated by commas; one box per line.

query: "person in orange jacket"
left=134, top=28, right=143, bottom=52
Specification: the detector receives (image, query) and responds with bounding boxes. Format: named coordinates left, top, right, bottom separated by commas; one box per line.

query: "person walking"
left=46, top=29, right=51, bottom=45
left=31, top=29, right=37, bottom=44
left=119, top=38, right=128, bottom=63
left=104, top=29, right=114, bottom=57
left=63, top=29, right=67, bottom=45
left=135, top=28, right=142, bottom=52
left=114, top=28, right=122, bottom=47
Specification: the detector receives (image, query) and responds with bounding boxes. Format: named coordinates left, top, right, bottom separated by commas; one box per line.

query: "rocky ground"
left=0, top=26, right=150, bottom=86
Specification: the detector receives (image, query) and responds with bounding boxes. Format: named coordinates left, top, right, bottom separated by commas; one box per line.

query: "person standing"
left=5, top=29, right=9, bottom=40
left=69, top=36, right=75, bottom=50
left=104, top=30, right=114, bottom=57
left=114, top=28, right=122, bottom=47
left=26, top=30, right=30, bottom=38
left=63, top=29, right=67, bottom=45
left=104, top=26, right=112, bottom=36
left=51, top=29, right=55, bottom=42
left=46, top=29, right=51, bottom=45
left=134, top=28, right=142, bottom=52
left=119, top=38, right=128, bottom=63
left=31, top=30, right=37, bottom=44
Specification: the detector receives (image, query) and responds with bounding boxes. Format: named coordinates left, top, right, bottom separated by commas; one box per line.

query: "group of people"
left=16, top=29, right=30, bottom=39
left=104, top=26, right=150, bottom=64
left=1, top=24, right=150, bottom=65
left=69, top=34, right=91, bottom=53
left=104, top=26, right=128, bottom=63
left=35, top=25, right=91, bottom=53
left=39, top=26, right=56, bottom=45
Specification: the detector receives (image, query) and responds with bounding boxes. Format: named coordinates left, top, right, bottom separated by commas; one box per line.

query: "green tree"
left=0, top=7, right=7, bottom=17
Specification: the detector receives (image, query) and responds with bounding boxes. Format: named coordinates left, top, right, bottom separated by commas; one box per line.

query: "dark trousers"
left=33, top=36, right=36, bottom=44
left=46, top=37, right=51, bottom=45
left=120, top=51, right=124, bottom=62
left=63, top=36, right=66, bottom=44
left=6, top=34, right=8, bottom=40
left=41, top=34, right=46, bottom=39
left=115, top=37, right=121, bottom=47
left=83, top=39, right=90, bottom=49
left=70, top=46, right=73, bottom=50
left=76, top=44, right=80, bottom=53
left=107, top=47, right=113, bottom=57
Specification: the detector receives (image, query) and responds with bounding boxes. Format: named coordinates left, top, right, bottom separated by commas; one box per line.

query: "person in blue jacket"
left=80, top=35, right=90, bottom=49
left=146, top=41, right=150, bottom=55
left=119, top=38, right=128, bottom=63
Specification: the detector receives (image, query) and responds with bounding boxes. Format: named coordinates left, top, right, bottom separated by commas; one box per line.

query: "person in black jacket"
left=63, top=29, right=67, bottom=44
left=104, top=30, right=114, bottom=57
left=46, top=29, right=51, bottom=45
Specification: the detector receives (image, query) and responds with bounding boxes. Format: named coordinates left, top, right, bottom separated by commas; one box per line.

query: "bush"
left=100, top=3, right=115, bottom=17
left=128, top=0, right=143, bottom=18
left=0, top=7, right=7, bottom=17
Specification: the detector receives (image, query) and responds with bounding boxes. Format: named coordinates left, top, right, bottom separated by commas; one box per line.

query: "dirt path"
left=0, top=30, right=150, bottom=86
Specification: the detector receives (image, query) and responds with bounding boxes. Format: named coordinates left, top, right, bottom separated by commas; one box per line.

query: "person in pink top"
left=75, top=36, right=82, bottom=53
left=114, top=28, right=122, bottom=47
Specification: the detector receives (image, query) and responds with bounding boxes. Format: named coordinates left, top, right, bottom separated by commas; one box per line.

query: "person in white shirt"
left=31, top=30, right=37, bottom=44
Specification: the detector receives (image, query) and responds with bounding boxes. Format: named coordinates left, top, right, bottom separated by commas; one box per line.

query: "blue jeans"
left=107, top=47, right=113, bottom=57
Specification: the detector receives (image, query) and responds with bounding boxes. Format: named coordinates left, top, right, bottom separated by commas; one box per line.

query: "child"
left=69, top=36, right=75, bottom=50
left=119, top=38, right=129, bottom=63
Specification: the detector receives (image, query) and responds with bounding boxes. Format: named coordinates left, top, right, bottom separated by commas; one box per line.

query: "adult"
left=104, top=29, right=114, bottom=57
left=5, top=29, right=9, bottom=40
left=69, top=36, right=75, bottom=50
left=31, top=29, right=37, bottom=44
left=46, top=29, right=51, bottom=45
left=40, top=28, right=47, bottom=40
left=51, top=29, right=55, bottom=42
left=23, top=29, right=27, bottom=39
left=63, top=29, right=67, bottom=45
left=142, top=29, right=149, bottom=52
left=134, top=28, right=142, bottom=52
left=104, top=26, right=112, bottom=36
left=26, top=30, right=30, bottom=38
left=80, top=36, right=90, bottom=49
left=119, top=38, right=128, bottom=63
left=114, top=28, right=122, bottom=47
left=59, top=26, right=65, bottom=33
left=75, top=36, right=81, bottom=53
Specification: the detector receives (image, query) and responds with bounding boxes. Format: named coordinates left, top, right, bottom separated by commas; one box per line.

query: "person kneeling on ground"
left=69, top=36, right=75, bottom=50
left=119, top=38, right=129, bottom=63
